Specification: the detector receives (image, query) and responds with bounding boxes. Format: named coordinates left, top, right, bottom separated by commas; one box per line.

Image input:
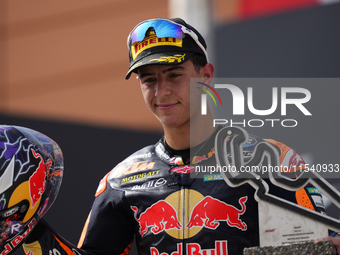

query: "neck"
left=163, top=112, right=215, bottom=150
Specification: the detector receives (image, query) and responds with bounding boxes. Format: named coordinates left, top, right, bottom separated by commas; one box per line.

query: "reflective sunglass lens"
left=130, top=20, right=183, bottom=45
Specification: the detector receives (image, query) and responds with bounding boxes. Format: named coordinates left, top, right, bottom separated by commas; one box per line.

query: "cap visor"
left=125, top=52, right=193, bottom=80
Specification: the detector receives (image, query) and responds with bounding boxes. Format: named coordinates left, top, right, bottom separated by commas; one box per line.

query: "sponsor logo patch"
left=307, top=187, right=321, bottom=195
left=131, top=190, right=248, bottom=240
left=131, top=32, right=182, bottom=60
left=150, top=241, right=228, bottom=255
left=204, top=174, right=223, bottom=182
left=192, top=155, right=208, bottom=164
left=171, top=166, right=195, bottom=174
left=149, top=54, right=185, bottom=64
left=311, top=195, right=325, bottom=209
left=121, top=170, right=160, bottom=185
left=115, top=161, right=156, bottom=178
left=131, top=178, right=167, bottom=190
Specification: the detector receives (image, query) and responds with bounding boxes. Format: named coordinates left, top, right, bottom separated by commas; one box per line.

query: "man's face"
left=137, top=60, right=204, bottom=129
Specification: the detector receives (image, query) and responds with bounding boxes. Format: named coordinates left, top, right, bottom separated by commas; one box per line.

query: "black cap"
left=125, top=18, right=208, bottom=80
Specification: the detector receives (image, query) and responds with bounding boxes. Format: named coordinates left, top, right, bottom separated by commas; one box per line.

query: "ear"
left=136, top=75, right=142, bottom=85
left=201, top=63, right=215, bottom=84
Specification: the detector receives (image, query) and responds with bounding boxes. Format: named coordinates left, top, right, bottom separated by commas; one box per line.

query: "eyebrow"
left=139, top=66, right=186, bottom=80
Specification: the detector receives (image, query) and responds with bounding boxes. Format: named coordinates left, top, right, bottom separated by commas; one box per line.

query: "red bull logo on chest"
left=131, top=190, right=248, bottom=240
left=150, top=241, right=228, bottom=255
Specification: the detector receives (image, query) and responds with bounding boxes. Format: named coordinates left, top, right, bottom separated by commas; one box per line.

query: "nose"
left=155, top=78, right=171, bottom=97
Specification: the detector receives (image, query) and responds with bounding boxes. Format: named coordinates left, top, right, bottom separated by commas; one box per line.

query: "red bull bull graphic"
left=131, top=200, right=182, bottom=237
left=131, top=190, right=248, bottom=241
left=150, top=241, right=228, bottom=255
left=186, top=196, right=247, bottom=231
left=29, top=149, right=47, bottom=209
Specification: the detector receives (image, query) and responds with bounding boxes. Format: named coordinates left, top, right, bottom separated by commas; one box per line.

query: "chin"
left=160, top=118, right=189, bottom=129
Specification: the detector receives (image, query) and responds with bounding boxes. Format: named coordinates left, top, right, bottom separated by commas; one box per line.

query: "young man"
left=22, top=18, right=339, bottom=255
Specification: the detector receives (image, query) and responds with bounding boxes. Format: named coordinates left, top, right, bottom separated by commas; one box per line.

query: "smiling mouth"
left=156, top=103, right=179, bottom=110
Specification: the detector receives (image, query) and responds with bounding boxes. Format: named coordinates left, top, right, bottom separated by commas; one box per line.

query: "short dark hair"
left=190, top=53, right=208, bottom=73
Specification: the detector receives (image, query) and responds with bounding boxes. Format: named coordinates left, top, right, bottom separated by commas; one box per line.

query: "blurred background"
left=0, top=0, right=339, bottom=254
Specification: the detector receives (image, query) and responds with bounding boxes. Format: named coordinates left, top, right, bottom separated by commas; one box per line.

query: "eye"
left=169, top=73, right=181, bottom=78
left=142, top=77, right=156, bottom=85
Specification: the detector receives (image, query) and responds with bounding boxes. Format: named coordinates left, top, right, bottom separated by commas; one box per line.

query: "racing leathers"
left=22, top=126, right=326, bottom=255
